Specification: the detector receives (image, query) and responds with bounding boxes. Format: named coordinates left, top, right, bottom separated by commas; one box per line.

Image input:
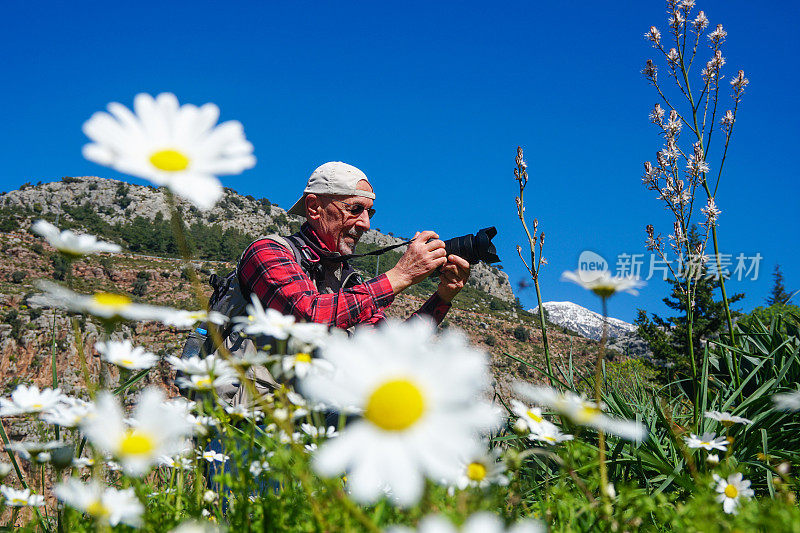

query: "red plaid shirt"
left=238, top=226, right=451, bottom=329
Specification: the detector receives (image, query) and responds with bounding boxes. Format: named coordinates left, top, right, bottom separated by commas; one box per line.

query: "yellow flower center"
left=120, top=359, right=134, bottom=368
left=31, top=403, right=43, bottom=410
left=575, top=405, right=601, bottom=423
left=721, top=420, right=734, bottom=427
left=86, top=499, right=109, bottom=518
left=591, top=285, right=617, bottom=298
left=119, top=429, right=156, bottom=457
left=149, top=149, right=190, bottom=172
left=364, top=379, right=425, bottom=431
left=526, top=409, right=543, bottom=423
left=701, top=441, right=711, bottom=447
left=724, top=484, right=738, bottom=498
left=295, top=353, right=312, bottom=363
left=467, top=462, right=487, bottom=481
left=543, top=435, right=555, bottom=443
left=93, top=293, right=131, bottom=309
left=11, top=497, right=27, bottom=505
left=195, top=377, right=214, bottom=390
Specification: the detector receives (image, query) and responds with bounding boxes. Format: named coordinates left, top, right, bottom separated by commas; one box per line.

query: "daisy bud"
left=203, top=490, right=217, bottom=503
left=604, top=483, right=616, bottom=499
left=513, top=417, right=529, bottom=436
left=777, top=462, right=790, bottom=475
left=707, top=454, right=720, bottom=465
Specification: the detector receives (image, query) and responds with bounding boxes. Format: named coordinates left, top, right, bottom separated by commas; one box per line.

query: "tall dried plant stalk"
left=642, top=0, right=748, bottom=394
left=514, top=147, right=552, bottom=385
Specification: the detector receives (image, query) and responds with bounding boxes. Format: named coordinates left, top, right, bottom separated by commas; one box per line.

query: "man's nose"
left=354, top=210, right=370, bottom=231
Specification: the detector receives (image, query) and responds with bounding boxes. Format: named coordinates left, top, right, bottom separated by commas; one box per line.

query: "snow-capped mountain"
left=532, top=301, right=636, bottom=341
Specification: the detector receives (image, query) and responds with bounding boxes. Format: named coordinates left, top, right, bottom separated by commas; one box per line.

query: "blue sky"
left=1, top=0, right=798, bottom=322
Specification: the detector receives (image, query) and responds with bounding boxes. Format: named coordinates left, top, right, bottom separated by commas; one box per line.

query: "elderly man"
left=237, top=161, right=471, bottom=327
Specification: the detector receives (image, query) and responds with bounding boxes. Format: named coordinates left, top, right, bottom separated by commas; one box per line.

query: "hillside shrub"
left=132, top=271, right=151, bottom=297
left=51, top=254, right=70, bottom=280
left=513, top=325, right=530, bottom=342
left=10, top=270, right=27, bottom=283
left=484, top=334, right=497, bottom=346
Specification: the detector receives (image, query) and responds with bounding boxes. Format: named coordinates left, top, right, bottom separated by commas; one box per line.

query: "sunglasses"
left=331, top=199, right=376, bottom=219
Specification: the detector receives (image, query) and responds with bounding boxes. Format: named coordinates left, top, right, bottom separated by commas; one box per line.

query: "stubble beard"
left=338, top=229, right=364, bottom=255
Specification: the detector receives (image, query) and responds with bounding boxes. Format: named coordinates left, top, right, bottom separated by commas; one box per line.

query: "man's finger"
left=425, top=239, right=446, bottom=251
left=447, top=254, right=470, bottom=269
left=415, top=230, right=439, bottom=242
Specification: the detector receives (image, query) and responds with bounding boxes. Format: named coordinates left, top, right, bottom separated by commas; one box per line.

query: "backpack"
left=178, top=233, right=314, bottom=407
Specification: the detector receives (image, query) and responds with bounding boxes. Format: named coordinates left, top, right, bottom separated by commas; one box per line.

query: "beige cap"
left=287, top=161, right=375, bottom=217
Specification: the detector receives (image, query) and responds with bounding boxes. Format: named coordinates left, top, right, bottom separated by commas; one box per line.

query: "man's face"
left=307, top=180, right=373, bottom=255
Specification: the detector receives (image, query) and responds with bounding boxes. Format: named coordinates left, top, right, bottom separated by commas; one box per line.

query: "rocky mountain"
left=532, top=301, right=652, bottom=357
left=532, top=301, right=636, bottom=341
left=0, top=176, right=514, bottom=302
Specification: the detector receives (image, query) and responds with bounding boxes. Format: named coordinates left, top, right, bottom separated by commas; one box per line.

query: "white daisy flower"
left=96, top=340, right=159, bottom=371
left=31, top=281, right=172, bottom=323
left=82, top=92, right=256, bottom=210
left=514, top=383, right=647, bottom=442
left=0, top=384, right=63, bottom=417
left=72, top=457, right=95, bottom=468
left=41, top=397, right=94, bottom=428
left=5, top=440, right=65, bottom=463
left=0, top=486, right=45, bottom=507
left=455, top=449, right=509, bottom=490
left=300, top=319, right=501, bottom=506
left=300, top=423, right=339, bottom=440
left=387, top=512, right=545, bottom=533
left=224, top=404, right=263, bottom=422
left=81, top=387, right=193, bottom=476
left=176, top=373, right=237, bottom=392
left=713, top=472, right=753, bottom=514
left=510, top=399, right=550, bottom=433
left=269, top=351, right=334, bottom=380
left=288, top=322, right=329, bottom=353
left=773, top=390, right=800, bottom=412
left=249, top=458, right=272, bottom=477
left=157, top=455, right=193, bottom=470
left=166, top=353, right=233, bottom=377
left=31, top=220, right=121, bottom=257
left=159, top=309, right=228, bottom=329
left=529, top=422, right=574, bottom=446
left=54, top=478, right=143, bottom=527
left=200, top=450, right=228, bottom=463
left=232, top=295, right=296, bottom=340
left=705, top=410, right=752, bottom=427
left=229, top=350, right=269, bottom=369
left=685, top=432, right=729, bottom=452
left=561, top=269, right=645, bottom=298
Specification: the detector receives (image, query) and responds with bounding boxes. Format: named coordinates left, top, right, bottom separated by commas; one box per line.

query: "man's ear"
left=305, top=194, right=321, bottom=221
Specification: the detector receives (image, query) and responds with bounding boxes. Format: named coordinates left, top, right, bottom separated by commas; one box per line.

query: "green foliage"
left=513, top=325, right=530, bottom=342
left=4, top=309, right=22, bottom=341
left=132, top=270, right=151, bottom=297
left=767, top=264, right=793, bottom=306
left=10, top=270, right=27, bottom=283
left=61, top=176, right=83, bottom=184
left=739, top=303, right=800, bottom=334
left=484, top=334, right=497, bottom=346
left=51, top=254, right=71, bottom=280
left=31, top=242, right=44, bottom=255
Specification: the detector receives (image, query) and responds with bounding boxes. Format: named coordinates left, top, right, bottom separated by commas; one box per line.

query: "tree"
left=636, top=226, right=745, bottom=379
left=766, top=264, right=792, bottom=306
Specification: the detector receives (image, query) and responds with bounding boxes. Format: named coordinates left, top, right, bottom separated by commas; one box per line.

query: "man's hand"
left=437, top=254, right=471, bottom=302
left=386, top=231, right=447, bottom=295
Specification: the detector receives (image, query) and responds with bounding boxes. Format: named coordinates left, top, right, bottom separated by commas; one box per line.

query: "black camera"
left=442, top=226, right=500, bottom=264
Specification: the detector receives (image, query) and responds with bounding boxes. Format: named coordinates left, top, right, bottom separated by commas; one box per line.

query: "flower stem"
left=594, top=297, right=610, bottom=515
